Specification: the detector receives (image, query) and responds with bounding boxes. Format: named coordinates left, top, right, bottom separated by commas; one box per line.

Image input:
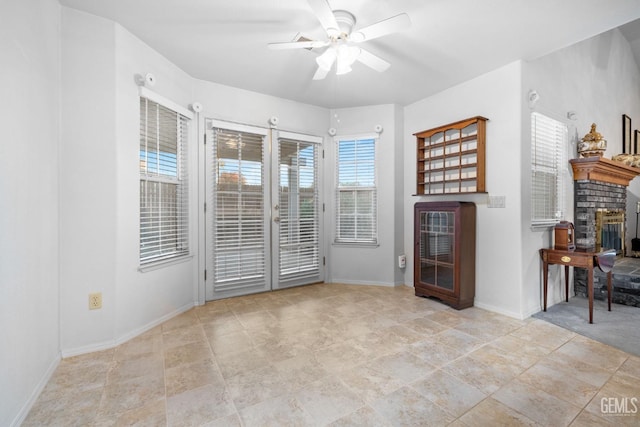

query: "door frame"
left=199, top=118, right=324, bottom=302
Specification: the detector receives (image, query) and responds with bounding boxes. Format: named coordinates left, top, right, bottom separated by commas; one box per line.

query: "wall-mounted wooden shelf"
left=415, top=116, right=488, bottom=195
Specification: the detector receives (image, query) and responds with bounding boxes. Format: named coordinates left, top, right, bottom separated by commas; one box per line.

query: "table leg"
left=588, top=266, right=594, bottom=324
left=564, top=265, right=569, bottom=302
left=607, top=271, right=612, bottom=312
left=543, top=260, right=548, bottom=312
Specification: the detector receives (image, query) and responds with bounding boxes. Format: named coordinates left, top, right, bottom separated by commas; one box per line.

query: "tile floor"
left=24, top=283, right=640, bottom=426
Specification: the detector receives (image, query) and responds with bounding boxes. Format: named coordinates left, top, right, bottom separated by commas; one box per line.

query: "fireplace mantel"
left=570, top=157, right=640, bottom=187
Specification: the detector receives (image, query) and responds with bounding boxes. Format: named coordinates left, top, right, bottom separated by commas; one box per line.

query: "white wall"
left=0, top=1, right=61, bottom=425
left=327, top=104, right=404, bottom=286
left=404, top=62, right=524, bottom=318
left=521, top=28, right=640, bottom=315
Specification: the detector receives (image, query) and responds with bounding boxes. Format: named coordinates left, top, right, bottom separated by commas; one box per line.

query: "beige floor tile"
left=456, top=397, right=541, bottom=427
left=206, top=329, right=254, bottom=356
left=24, top=283, right=640, bottom=427
left=554, top=336, right=628, bottom=372
left=432, top=328, right=484, bottom=353
left=411, top=370, right=487, bottom=417
left=315, top=340, right=368, bottom=373
left=517, top=362, right=600, bottom=407
left=93, top=397, right=166, bottom=426
left=164, top=340, right=214, bottom=369
left=296, top=376, right=365, bottom=425
left=508, top=319, right=575, bottom=351
left=536, top=351, right=613, bottom=387
left=492, top=378, right=583, bottom=426
left=162, top=324, right=206, bottom=349
left=584, top=389, right=640, bottom=426
left=98, top=371, right=165, bottom=418
left=166, top=383, right=235, bottom=427
left=202, top=413, right=243, bottom=427
left=339, top=363, right=405, bottom=404
left=238, top=394, right=315, bottom=427
left=489, top=334, right=553, bottom=359
left=225, top=365, right=291, bottom=409
left=409, top=337, right=468, bottom=368
left=569, top=410, right=614, bottom=426
left=371, top=385, right=456, bottom=426
left=402, top=317, right=450, bottom=336
left=328, top=405, right=394, bottom=427
left=272, top=350, right=329, bottom=390
left=115, top=333, right=163, bottom=360
left=215, top=347, right=270, bottom=379
left=369, top=351, right=436, bottom=384
left=161, top=310, right=199, bottom=332
left=23, top=386, right=103, bottom=426
left=442, top=356, right=515, bottom=394
left=165, top=358, right=225, bottom=397
left=618, top=355, right=640, bottom=379
left=469, top=343, right=538, bottom=377
left=107, top=351, right=164, bottom=384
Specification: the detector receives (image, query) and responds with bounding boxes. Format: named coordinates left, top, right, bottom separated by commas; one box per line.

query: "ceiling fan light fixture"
left=316, top=48, right=336, bottom=70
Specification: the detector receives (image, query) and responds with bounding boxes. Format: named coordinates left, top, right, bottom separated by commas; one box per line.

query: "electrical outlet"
left=398, top=254, right=406, bottom=268
left=89, top=292, right=102, bottom=310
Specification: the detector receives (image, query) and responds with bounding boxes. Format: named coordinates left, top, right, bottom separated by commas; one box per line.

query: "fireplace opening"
left=595, top=209, right=625, bottom=256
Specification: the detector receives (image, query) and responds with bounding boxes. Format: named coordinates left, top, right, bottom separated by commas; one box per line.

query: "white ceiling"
left=59, top=0, right=640, bottom=109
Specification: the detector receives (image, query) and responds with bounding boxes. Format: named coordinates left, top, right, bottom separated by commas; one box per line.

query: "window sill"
left=139, top=254, right=193, bottom=273
left=333, top=241, right=380, bottom=248
left=530, top=224, right=555, bottom=232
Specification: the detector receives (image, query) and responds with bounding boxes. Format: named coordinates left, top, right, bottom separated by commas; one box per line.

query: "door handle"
left=273, top=217, right=280, bottom=223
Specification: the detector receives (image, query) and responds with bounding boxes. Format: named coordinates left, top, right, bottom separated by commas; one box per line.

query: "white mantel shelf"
left=569, top=157, right=640, bottom=187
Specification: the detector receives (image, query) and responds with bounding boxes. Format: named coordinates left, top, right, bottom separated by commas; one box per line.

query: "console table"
left=539, top=248, right=614, bottom=323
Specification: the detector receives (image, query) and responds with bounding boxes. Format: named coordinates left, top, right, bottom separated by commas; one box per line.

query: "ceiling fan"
left=268, top=0, right=411, bottom=80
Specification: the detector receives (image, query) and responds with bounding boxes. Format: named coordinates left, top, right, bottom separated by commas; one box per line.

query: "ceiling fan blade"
left=268, top=40, right=328, bottom=50
left=313, top=65, right=330, bottom=80
left=356, top=48, right=390, bottom=72
left=351, top=13, right=411, bottom=42
left=307, top=0, right=339, bottom=34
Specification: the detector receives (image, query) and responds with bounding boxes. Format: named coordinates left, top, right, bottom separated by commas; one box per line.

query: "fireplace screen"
left=595, top=210, right=625, bottom=255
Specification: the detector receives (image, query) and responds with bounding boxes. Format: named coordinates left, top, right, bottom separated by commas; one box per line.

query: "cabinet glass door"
left=419, top=211, right=455, bottom=291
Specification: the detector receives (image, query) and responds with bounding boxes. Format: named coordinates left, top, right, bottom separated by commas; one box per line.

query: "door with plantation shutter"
left=205, top=122, right=323, bottom=300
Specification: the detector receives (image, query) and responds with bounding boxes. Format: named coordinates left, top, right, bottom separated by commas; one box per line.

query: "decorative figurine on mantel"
left=577, top=123, right=607, bottom=157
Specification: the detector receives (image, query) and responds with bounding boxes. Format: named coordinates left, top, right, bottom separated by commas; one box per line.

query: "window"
left=531, top=112, right=568, bottom=227
left=139, top=97, right=189, bottom=265
left=335, top=137, right=377, bottom=244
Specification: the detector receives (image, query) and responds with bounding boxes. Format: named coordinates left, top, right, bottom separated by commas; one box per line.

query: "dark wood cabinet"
left=414, top=201, right=476, bottom=309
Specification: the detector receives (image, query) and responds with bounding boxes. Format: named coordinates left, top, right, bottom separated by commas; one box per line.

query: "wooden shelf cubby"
left=415, top=116, right=488, bottom=195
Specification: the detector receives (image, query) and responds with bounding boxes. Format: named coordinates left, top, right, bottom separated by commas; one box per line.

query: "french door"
left=205, top=120, right=323, bottom=300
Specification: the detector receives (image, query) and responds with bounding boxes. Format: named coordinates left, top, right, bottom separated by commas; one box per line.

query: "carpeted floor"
left=533, top=296, right=640, bottom=357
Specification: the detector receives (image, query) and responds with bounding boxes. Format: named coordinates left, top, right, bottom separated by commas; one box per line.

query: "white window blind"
left=278, top=136, right=320, bottom=280
left=212, top=128, right=266, bottom=290
left=531, top=112, right=568, bottom=226
left=139, top=97, right=189, bottom=265
left=335, top=137, right=377, bottom=244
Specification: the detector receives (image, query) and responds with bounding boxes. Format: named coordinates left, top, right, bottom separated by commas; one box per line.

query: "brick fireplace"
left=570, top=157, right=640, bottom=306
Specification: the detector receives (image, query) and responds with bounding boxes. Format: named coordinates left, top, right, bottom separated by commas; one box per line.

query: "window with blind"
left=139, top=97, right=189, bottom=265
left=531, top=112, right=568, bottom=227
left=335, top=137, right=377, bottom=244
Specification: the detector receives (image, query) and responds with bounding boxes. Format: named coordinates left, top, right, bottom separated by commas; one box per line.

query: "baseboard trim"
left=331, top=280, right=401, bottom=287
left=11, top=354, right=61, bottom=427
left=474, top=300, right=524, bottom=320
left=60, top=301, right=195, bottom=358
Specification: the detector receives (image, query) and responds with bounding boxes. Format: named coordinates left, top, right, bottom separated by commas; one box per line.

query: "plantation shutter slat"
left=531, top=112, right=567, bottom=226
left=335, top=137, right=377, bottom=243
left=139, top=98, right=189, bottom=265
